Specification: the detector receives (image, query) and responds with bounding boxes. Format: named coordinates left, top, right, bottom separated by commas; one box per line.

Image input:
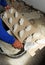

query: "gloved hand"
left=5, top=5, right=10, bottom=10
left=12, top=40, right=23, bottom=49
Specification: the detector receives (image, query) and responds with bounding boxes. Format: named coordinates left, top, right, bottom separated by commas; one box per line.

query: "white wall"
left=23, top=0, right=45, bottom=13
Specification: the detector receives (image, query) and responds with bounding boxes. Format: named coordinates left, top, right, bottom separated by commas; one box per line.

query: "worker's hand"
left=5, top=5, right=10, bottom=10
left=12, top=40, right=23, bottom=49
left=11, top=0, right=14, bottom=2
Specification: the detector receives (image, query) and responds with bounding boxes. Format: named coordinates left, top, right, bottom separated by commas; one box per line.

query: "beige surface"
left=2, top=7, right=37, bottom=43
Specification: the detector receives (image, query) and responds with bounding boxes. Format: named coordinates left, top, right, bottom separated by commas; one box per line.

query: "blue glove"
left=0, top=18, right=16, bottom=44
left=0, top=0, right=8, bottom=7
